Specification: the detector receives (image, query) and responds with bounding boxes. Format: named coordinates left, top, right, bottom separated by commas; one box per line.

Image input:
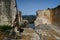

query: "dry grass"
left=0, top=32, right=4, bottom=40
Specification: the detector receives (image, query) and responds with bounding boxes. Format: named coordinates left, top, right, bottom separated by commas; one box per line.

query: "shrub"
left=0, top=25, right=12, bottom=32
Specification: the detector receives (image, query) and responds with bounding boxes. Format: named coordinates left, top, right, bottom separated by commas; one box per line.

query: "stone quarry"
left=0, top=0, right=60, bottom=40
left=35, top=5, right=60, bottom=26
left=34, top=5, right=60, bottom=40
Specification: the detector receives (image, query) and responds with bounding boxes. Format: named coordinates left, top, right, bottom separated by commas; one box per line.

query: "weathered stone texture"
left=35, top=10, right=52, bottom=26
left=0, top=0, right=17, bottom=25
left=21, top=28, right=40, bottom=40
left=53, top=5, right=60, bottom=25
left=35, top=5, right=60, bottom=26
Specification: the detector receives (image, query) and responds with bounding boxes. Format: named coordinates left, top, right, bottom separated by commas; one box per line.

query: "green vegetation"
left=22, top=15, right=36, bottom=24
left=0, top=25, right=12, bottom=32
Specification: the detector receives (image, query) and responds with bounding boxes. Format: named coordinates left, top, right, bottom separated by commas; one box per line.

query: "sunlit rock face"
left=0, top=0, right=17, bottom=25
left=35, top=5, right=60, bottom=26
left=10, top=0, right=17, bottom=26
left=35, top=10, right=52, bottom=26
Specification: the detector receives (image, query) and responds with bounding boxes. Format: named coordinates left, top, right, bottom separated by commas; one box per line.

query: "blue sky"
left=16, top=0, right=60, bottom=15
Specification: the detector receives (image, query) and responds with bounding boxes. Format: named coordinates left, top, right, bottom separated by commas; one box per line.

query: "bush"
left=0, top=25, right=12, bottom=32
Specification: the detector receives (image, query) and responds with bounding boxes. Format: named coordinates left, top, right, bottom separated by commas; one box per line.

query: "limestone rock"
left=0, top=0, right=17, bottom=25
left=35, top=5, right=60, bottom=26
left=21, top=28, right=40, bottom=40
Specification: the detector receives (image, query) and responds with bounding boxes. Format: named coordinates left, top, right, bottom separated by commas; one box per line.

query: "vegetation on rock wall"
left=0, top=25, right=12, bottom=32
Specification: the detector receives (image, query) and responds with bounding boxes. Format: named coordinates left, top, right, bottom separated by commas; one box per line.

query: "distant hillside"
left=22, top=15, right=36, bottom=24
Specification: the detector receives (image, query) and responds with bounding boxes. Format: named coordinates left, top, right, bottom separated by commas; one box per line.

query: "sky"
left=16, top=0, right=60, bottom=15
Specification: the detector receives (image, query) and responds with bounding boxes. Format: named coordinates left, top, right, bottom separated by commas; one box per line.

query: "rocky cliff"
left=0, top=0, right=17, bottom=25
left=35, top=5, right=60, bottom=26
